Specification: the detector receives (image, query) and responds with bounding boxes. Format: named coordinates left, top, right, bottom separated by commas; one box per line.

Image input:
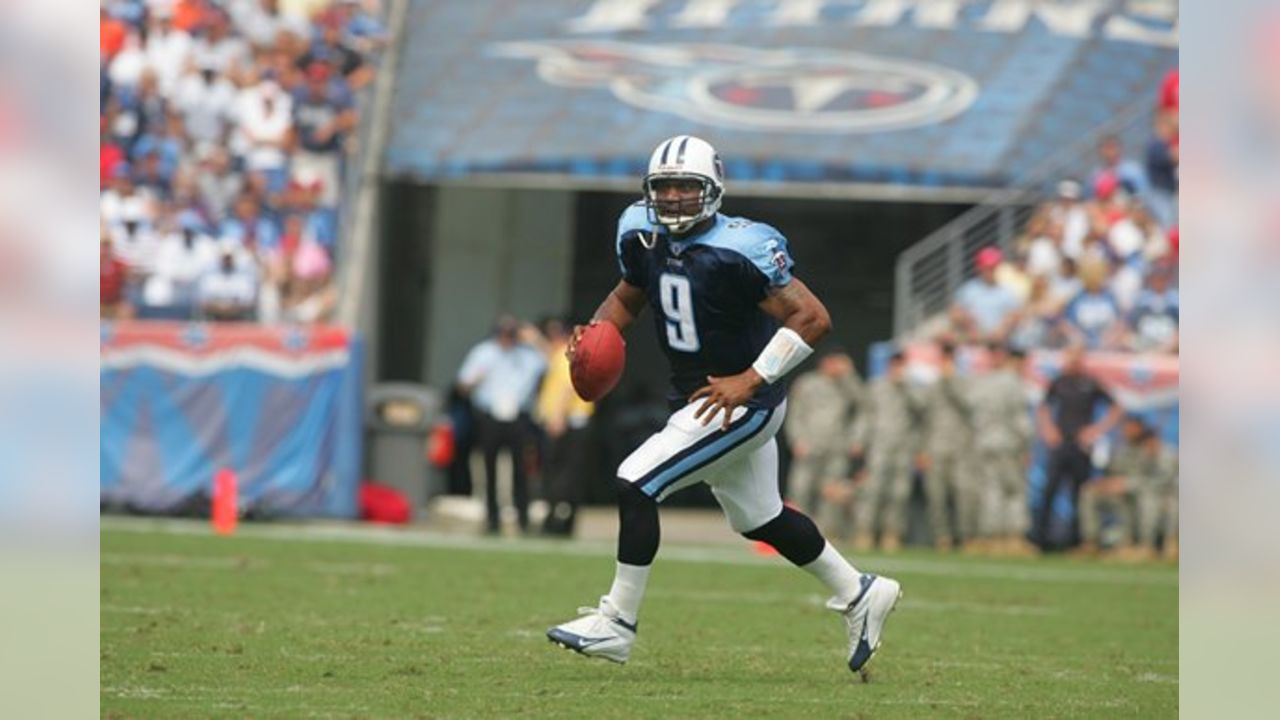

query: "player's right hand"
left=566, top=323, right=589, bottom=362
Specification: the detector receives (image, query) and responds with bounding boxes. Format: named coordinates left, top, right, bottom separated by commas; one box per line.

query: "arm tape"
left=751, top=327, right=813, bottom=384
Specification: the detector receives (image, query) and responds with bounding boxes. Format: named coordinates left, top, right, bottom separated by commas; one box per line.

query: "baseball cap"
left=975, top=247, right=1003, bottom=269
left=306, top=61, right=331, bottom=82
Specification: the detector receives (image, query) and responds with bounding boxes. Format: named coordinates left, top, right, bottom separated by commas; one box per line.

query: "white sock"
left=605, top=562, right=651, bottom=623
left=801, top=542, right=862, bottom=605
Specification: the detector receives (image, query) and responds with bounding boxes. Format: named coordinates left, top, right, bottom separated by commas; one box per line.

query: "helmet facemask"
left=643, top=174, right=722, bottom=234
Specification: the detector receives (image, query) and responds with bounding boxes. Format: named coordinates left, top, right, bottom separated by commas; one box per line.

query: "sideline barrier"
left=101, top=322, right=363, bottom=518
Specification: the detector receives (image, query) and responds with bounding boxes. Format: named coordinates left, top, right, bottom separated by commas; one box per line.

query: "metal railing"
left=892, top=94, right=1159, bottom=339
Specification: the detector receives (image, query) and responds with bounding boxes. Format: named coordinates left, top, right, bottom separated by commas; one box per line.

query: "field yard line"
left=101, top=516, right=1176, bottom=587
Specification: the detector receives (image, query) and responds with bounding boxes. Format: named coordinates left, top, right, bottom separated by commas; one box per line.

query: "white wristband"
left=751, top=327, right=813, bottom=384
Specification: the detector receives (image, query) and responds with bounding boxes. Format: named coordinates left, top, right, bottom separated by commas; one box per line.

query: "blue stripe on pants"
left=639, top=409, right=770, bottom=497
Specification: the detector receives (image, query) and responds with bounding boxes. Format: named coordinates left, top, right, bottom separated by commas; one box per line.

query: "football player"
left=547, top=135, right=902, bottom=677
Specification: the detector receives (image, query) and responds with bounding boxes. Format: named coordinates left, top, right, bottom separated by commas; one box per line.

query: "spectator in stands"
left=281, top=239, right=337, bottom=323
left=1089, top=134, right=1148, bottom=200
left=1049, top=256, right=1083, bottom=305
left=197, top=247, right=258, bottom=321
left=949, top=247, right=1021, bottom=344
left=286, top=178, right=339, bottom=249
left=146, top=211, right=219, bottom=316
left=231, top=0, right=312, bottom=49
left=1048, top=179, right=1090, bottom=260
left=335, top=0, right=389, bottom=54
left=173, top=58, right=238, bottom=144
left=131, top=111, right=187, bottom=188
left=1127, top=259, right=1179, bottom=354
left=133, top=150, right=173, bottom=201
left=1033, top=344, right=1124, bottom=550
left=1145, top=110, right=1179, bottom=229
left=1060, top=257, right=1125, bottom=350
left=291, top=61, right=355, bottom=207
left=143, top=7, right=194, bottom=98
left=116, top=69, right=169, bottom=154
left=236, top=79, right=294, bottom=192
left=457, top=316, right=548, bottom=535
left=101, top=229, right=135, bottom=320
left=171, top=0, right=210, bottom=34
left=1009, top=274, right=1070, bottom=350
left=100, top=132, right=127, bottom=188
left=108, top=195, right=161, bottom=284
left=1017, top=206, right=1062, bottom=280
left=101, top=6, right=129, bottom=62
left=195, top=145, right=244, bottom=222
left=102, top=162, right=150, bottom=225
left=1158, top=68, right=1179, bottom=113
left=107, top=30, right=149, bottom=93
left=221, top=193, right=281, bottom=254
left=193, top=7, right=251, bottom=76
left=298, top=10, right=373, bottom=90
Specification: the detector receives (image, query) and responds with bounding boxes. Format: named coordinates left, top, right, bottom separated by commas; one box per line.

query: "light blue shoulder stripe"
left=697, top=215, right=794, bottom=286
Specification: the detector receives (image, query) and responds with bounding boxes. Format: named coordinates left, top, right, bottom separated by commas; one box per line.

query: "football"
left=570, top=321, right=625, bottom=401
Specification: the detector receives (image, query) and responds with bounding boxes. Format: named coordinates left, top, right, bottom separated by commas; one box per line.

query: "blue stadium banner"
left=101, top=322, right=364, bottom=518
left=386, top=0, right=1178, bottom=197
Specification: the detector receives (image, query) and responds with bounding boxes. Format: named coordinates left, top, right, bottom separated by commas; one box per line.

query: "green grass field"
left=101, top=519, right=1177, bottom=719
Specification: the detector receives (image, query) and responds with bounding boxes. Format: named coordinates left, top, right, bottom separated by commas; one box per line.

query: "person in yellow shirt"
left=534, top=317, right=596, bottom=536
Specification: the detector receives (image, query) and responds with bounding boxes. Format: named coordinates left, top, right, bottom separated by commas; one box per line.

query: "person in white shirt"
left=190, top=9, right=250, bottom=76
left=197, top=249, right=259, bottom=321
left=107, top=201, right=161, bottom=280
left=1048, top=179, right=1090, bottom=260
left=173, top=62, right=238, bottom=144
left=229, top=0, right=311, bottom=49
left=147, top=211, right=219, bottom=311
left=100, top=165, right=157, bottom=227
left=144, top=9, right=194, bottom=99
left=236, top=80, right=293, bottom=190
left=109, top=31, right=149, bottom=91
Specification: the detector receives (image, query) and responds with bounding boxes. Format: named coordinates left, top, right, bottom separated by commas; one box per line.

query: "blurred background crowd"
left=99, top=0, right=385, bottom=323
left=944, top=70, right=1179, bottom=356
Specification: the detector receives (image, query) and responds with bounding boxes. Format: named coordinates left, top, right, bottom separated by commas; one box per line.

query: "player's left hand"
left=689, top=370, right=764, bottom=431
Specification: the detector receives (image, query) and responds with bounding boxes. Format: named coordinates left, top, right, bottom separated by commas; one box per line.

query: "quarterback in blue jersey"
left=547, top=136, right=902, bottom=678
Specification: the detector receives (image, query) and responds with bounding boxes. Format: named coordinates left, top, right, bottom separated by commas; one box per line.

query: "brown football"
left=570, top=321, right=626, bottom=402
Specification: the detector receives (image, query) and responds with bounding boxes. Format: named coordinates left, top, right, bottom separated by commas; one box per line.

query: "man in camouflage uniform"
left=783, top=347, right=864, bottom=538
left=850, top=351, right=925, bottom=552
left=1078, top=415, right=1179, bottom=560
left=921, top=343, right=975, bottom=551
left=968, top=345, right=1035, bottom=555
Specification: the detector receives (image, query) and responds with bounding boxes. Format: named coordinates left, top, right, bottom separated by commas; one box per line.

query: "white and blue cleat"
left=546, top=597, right=638, bottom=664
left=828, top=573, right=902, bottom=681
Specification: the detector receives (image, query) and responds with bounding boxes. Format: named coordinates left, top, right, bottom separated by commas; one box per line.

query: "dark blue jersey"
left=615, top=202, right=795, bottom=410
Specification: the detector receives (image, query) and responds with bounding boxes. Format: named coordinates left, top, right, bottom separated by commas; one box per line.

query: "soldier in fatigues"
left=783, top=347, right=864, bottom=537
left=968, top=345, right=1035, bottom=555
left=920, top=343, right=975, bottom=551
left=1077, top=415, right=1179, bottom=560
left=850, top=351, right=925, bottom=552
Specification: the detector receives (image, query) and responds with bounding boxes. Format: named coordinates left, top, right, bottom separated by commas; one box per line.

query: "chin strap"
left=751, top=327, right=813, bottom=384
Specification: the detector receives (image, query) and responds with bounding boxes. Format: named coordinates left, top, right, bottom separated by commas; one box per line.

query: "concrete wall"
left=421, top=186, right=575, bottom=390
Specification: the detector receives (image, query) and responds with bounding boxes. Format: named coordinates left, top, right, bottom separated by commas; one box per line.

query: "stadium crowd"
left=99, top=0, right=385, bottom=323
left=947, top=69, right=1180, bottom=356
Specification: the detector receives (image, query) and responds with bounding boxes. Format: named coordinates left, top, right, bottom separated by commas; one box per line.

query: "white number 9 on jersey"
left=659, top=274, right=700, bottom=352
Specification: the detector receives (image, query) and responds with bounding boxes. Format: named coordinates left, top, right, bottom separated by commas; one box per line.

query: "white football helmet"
left=643, top=135, right=724, bottom=234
